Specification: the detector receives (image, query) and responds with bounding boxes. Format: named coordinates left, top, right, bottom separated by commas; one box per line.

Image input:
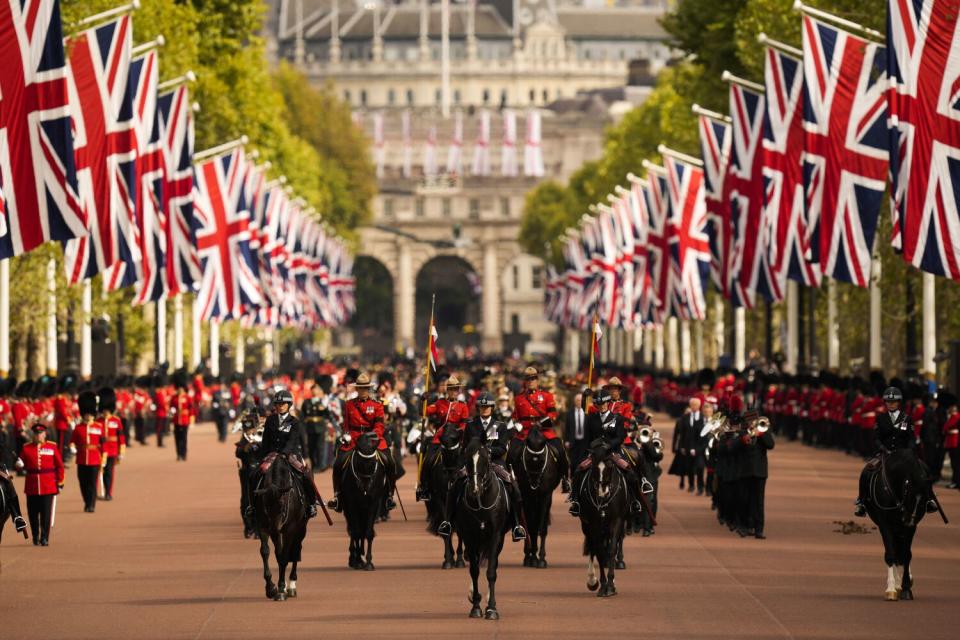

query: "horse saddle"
left=258, top=452, right=307, bottom=475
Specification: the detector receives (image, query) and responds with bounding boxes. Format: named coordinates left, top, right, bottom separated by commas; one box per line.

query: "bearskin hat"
left=78, top=390, right=99, bottom=416
left=98, top=386, right=117, bottom=413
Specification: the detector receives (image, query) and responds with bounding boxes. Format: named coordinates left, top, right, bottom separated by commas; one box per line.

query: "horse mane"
left=464, top=437, right=484, bottom=459
left=526, top=426, right=546, bottom=450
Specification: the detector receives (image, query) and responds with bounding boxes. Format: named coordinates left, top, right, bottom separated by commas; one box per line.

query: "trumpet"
left=651, top=430, right=663, bottom=453
left=747, top=416, right=770, bottom=438
left=638, top=426, right=653, bottom=443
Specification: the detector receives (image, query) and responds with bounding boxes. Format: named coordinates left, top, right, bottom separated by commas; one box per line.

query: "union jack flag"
left=664, top=154, right=710, bottom=320
left=611, top=194, right=635, bottom=328
left=802, top=15, right=888, bottom=287
left=698, top=113, right=733, bottom=296
left=128, top=51, right=165, bottom=303
left=157, top=85, right=197, bottom=295
left=887, top=0, right=960, bottom=280
left=625, top=180, right=651, bottom=327
left=561, top=232, right=588, bottom=328
left=63, top=16, right=137, bottom=285
left=192, top=148, right=261, bottom=320
left=762, top=45, right=820, bottom=290
left=0, top=0, right=84, bottom=258
left=727, top=82, right=777, bottom=306
left=645, top=164, right=673, bottom=323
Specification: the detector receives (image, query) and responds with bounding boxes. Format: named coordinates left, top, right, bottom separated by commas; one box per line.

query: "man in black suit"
left=678, top=397, right=704, bottom=494
left=564, top=393, right=588, bottom=468
left=734, top=415, right=775, bottom=538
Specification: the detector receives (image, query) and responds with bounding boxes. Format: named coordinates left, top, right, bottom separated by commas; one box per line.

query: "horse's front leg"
left=468, top=551, right=482, bottom=618
left=442, top=525, right=455, bottom=569
left=604, top=532, right=619, bottom=597
left=286, top=562, right=298, bottom=598
left=899, top=529, right=916, bottom=600
left=364, top=507, right=377, bottom=571
left=275, top=560, right=288, bottom=601
left=485, top=537, right=501, bottom=620
left=537, top=496, right=550, bottom=568
left=455, top=533, right=465, bottom=568
left=260, top=534, right=277, bottom=600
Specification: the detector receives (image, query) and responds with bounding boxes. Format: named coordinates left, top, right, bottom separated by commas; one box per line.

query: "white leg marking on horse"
left=597, top=462, right=607, bottom=497
left=587, top=558, right=598, bottom=586
left=885, top=565, right=899, bottom=600
left=289, top=580, right=296, bottom=590
left=472, top=451, right=480, bottom=497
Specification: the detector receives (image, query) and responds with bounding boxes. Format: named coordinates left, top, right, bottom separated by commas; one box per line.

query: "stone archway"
left=349, top=255, right=395, bottom=357
left=415, top=255, right=482, bottom=354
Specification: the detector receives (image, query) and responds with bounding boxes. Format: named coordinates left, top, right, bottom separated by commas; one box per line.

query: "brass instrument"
left=638, top=426, right=653, bottom=444
left=651, top=430, right=663, bottom=454
left=746, top=415, right=770, bottom=439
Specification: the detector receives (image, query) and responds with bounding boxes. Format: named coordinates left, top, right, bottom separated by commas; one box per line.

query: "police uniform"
left=509, top=367, right=569, bottom=490
left=235, top=414, right=262, bottom=536
left=17, top=425, right=64, bottom=545
left=301, top=391, right=331, bottom=471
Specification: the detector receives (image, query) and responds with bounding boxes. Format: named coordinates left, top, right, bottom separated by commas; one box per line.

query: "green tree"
left=519, top=182, right=581, bottom=265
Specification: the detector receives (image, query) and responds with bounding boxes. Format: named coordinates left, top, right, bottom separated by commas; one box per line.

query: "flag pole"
left=74, top=0, right=141, bottom=30
left=416, top=293, right=436, bottom=495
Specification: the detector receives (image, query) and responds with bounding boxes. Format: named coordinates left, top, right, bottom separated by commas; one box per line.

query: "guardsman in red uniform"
left=511, top=366, right=570, bottom=492
left=153, top=384, right=169, bottom=448
left=12, top=381, right=36, bottom=464
left=172, top=376, right=194, bottom=462
left=415, top=375, right=470, bottom=501
left=133, top=379, right=150, bottom=445
left=326, top=373, right=399, bottom=512
left=943, top=403, right=960, bottom=489
left=53, top=376, right=77, bottom=463
left=99, top=387, right=126, bottom=501
left=69, top=391, right=104, bottom=512
left=15, top=422, right=64, bottom=545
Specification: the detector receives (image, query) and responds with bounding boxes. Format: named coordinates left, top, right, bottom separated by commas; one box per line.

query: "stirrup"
left=568, top=501, right=580, bottom=516
left=438, top=521, right=452, bottom=537
left=327, top=496, right=342, bottom=512
left=641, top=478, right=654, bottom=494
left=925, top=499, right=938, bottom=514
left=307, top=503, right=318, bottom=519
left=632, top=499, right=643, bottom=513
left=561, top=477, right=571, bottom=494
left=416, top=486, right=431, bottom=502
left=385, top=496, right=397, bottom=511
left=13, top=516, right=27, bottom=531
left=512, top=525, right=527, bottom=542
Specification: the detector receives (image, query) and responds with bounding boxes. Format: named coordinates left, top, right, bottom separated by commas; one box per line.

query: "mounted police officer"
left=438, top=392, right=526, bottom=542
left=416, top=375, right=470, bottom=502
left=509, top=366, right=570, bottom=493
left=855, top=387, right=938, bottom=518
left=256, top=389, right=319, bottom=519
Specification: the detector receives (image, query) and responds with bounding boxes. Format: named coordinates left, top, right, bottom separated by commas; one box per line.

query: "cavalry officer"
left=69, top=391, right=104, bottom=512
left=416, top=375, right=470, bottom=501
left=173, top=381, right=194, bottom=461
left=438, top=392, right=526, bottom=542
left=328, top=374, right=399, bottom=513
left=590, top=377, right=654, bottom=495
left=511, top=366, right=570, bottom=493
left=99, top=387, right=126, bottom=501
left=636, top=411, right=662, bottom=536
left=15, top=422, right=64, bottom=545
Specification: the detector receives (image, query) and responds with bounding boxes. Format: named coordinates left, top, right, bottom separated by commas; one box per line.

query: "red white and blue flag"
left=664, top=153, right=710, bottom=320
left=0, top=0, right=84, bottom=258
left=887, top=0, right=960, bottom=281
left=802, top=15, right=888, bottom=287
left=697, top=112, right=733, bottom=296
left=192, top=148, right=261, bottom=320
left=762, top=45, right=820, bottom=290
left=157, top=84, right=198, bottom=296
left=645, top=164, right=673, bottom=323
left=63, top=16, right=136, bottom=285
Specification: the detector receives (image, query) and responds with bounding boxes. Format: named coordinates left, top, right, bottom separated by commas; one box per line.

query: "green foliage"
left=519, top=182, right=581, bottom=266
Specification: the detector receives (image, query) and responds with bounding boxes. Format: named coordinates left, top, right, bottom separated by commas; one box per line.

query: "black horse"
left=577, top=445, right=629, bottom=597
left=425, top=426, right=466, bottom=569
left=455, top=441, right=510, bottom=620
left=341, top=432, right=388, bottom=571
left=0, top=473, right=27, bottom=543
left=860, top=449, right=934, bottom=601
left=253, top=454, right=309, bottom=601
left=513, top=426, right=560, bottom=568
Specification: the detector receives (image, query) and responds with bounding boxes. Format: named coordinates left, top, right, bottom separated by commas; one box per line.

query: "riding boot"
left=508, top=482, right=526, bottom=542
left=328, top=451, right=346, bottom=512
left=568, top=473, right=581, bottom=516
left=302, top=474, right=318, bottom=519
left=550, top=439, right=572, bottom=493
left=384, top=455, right=397, bottom=511
left=854, top=497, right=866, bottom=518
left=438, top=477, right=463, bottom=537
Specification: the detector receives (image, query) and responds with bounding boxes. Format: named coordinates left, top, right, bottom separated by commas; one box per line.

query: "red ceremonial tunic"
left=154, top=390, right=169, bottom=418
left=101, top=416, right=126, bottom=458
left=426, top=398, right=470, bottom=444
left=342, top=397, right=387, bottom=451
left=943, top=414, right=960, bottom=450
left=70, top=420, right=104, bottom=467
left=174, top=392, right=193, bottom=427
left=514, top=389, right=559, bottom=440
left=12, top=401, right=33, bottom=431
left=54, top=396, right=74, bottom=432
left=18, top=441, right=64, bottom=496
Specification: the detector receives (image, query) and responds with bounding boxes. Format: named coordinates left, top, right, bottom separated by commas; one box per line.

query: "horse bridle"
left=584, top=458, right=625, bottom=517
left=522, top=443, right=549, bottom=490
left=350, top=445, right=385, bottom=496
left=462, top=458, right=503, bottom=514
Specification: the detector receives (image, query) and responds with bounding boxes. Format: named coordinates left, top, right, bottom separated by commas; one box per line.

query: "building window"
left=360, top=89, right=367, bottom=106
left=344, top=89, right=351, bottom=103
left=529, top=89, right=535, bottom=103
left=542, top=89, right=549, bottom=103
left=442, top=198, right=452, bottom=217
left=435, top=89, right=442, bottom=105
left=415, top=197, right=425, bottom=218
left=383, top=198, right=394, bottom=219
left=500, top=197, right=510, bottom=217
left=468, top=198, right=480, bottom=220
left=454, top=89, right=461, bottom=104
left=500, top=89, right=508, bottom=107
left=387, top=88, right=396, bottom=105
left=511, top=313, right=520, bottom=334
left=482, top=89, right=490, bottom=104
left=532, top=265, right=543, bottom=289
left=406, top=89, right=414, bottom=105
left=512, top=265, right=519, bottom=290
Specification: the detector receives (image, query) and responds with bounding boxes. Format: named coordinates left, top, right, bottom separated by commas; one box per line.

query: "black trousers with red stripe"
left=102, top=457, right=117, bottom=497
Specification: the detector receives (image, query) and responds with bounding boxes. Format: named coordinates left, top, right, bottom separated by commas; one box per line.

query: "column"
left=173, top=294, right=184, bottom=369
left=235, top=327, right=245, bottom=375
left=714, top=296, right=724, bottom=365
left=466, top=0, right=477, bottom=61
left=191, top=297, right=202, bottom=371
left=209, top=319, right=220, bottom=378
left=654, top=325, right=665, bottom=370
left=786, top=280, right=799, bottom=374
left=330, top=0, right=341, bottom=63
left=869, top=249, right=882, bottom=370
left=81, top=280, right=92, bottom=379
left=46, top=259, right=57, bottom=376
left=922, top=272, right=936, bottom=376
left=694, top=320, right=704, bottom=370
left=564, top=330, right=580, bottom=375
left=734, top=306, right=745, bottom=371
left=666, top=317, right=680, bottom=374
left=156, top=298, right=167, bottom=367
left=372, top=2, right=383, bottom=63
left=418, top=0, right=430, bottom=61
left=482, top=242, right=501, bottom=353
left=264, top=327, right=276, bottom=370
left=642, top=327, right=653, bottom=366
left=679, top=320, right=691, bottom=373
left=0, top=259, right=9, bottom=377
left=827, top=278, right=839, bottom=370
left=395, top=241, right=415, bottom=351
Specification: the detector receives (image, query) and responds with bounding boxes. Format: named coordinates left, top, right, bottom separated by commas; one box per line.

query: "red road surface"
left=2, top=415, right=959, bottom=639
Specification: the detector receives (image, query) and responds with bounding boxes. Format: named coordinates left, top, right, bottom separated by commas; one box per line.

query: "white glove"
left=69, top=444, right=77, bottom=454
left=15, top=459, right=24, bottom=470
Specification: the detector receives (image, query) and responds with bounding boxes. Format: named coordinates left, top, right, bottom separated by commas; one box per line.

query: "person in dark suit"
left=564, top=393, right=588, bottom=468
left=679, top=397, right=704, bottom=493
left=733, top=415, right=775, bottom=539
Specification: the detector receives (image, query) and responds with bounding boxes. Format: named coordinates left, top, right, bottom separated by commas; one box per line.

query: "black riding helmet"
left=273, top=388, right=294, bottom=406
left=883, top=387, right=903, bottom=403
left=477, top=392, right=495, bottom=408
left=596, top=390, right=612, bottom=405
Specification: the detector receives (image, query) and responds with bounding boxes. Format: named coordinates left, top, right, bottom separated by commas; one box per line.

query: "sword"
left=50, top=495, right=57, bottom=529
left=98, top=466, right=105, bottom=499
left=306, top=472, right=334, bottom=526
left=394, top=485, right=408, bottom=522
left=931, top=490, right=949, bottom=525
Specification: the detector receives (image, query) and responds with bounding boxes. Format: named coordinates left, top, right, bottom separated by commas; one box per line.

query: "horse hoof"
left=899, top=589, right=913, bottom=601
left=536, top=559, right=548, bottom=569
left=615, top=560, right=626, bottom=570
left=587, top=580, right=599, bottom=592
left=274, top=592, right=287, bottom=602
left=364, top=562, right=375, bottom=571
left=455, top=558, right=466, bottom=569
left=607, top=585, right=618, bottom=597
left=442, top=561, right=454, bottom=570
left=523, top=556, right=533, bottom=567
left=469, top=607, right=483, bottom=619
left=286, top=588, right=297, bottom=598
left=484, top=608, right=500, bottom=620
left=885, top=591, right=899, bottom=601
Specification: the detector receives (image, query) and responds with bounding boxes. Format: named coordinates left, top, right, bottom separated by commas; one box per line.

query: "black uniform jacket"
left=875, top=411, right=915, bottom=452
left=585, top=411, right=626, bottom=452
left=733, top=429, right=775, bottom=479
left=463, top=415, right=512, bottom=460
left=260, top=413, right=305, bottom=458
